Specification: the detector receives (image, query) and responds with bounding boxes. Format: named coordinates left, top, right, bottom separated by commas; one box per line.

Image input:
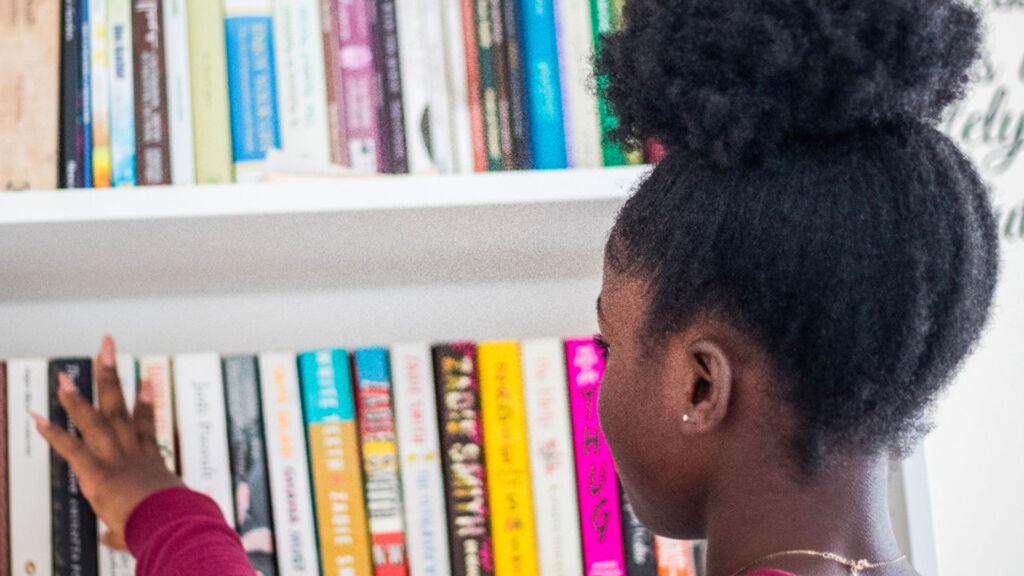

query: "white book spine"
left=394, top=0, right=431, bottom=174
left=522, top=339, right=585, bottom=576
left=138, top=356, right=177, bottom=473
left=259, top=352, right=320, bottom=576
left=391, top=344, right=453, bottom=576
left=7, top=359, right=53, bottom=576
left=163, top=0, right=197, bottom=185
left=440, top=0, right=474, bottom=174
left=172, top=353, right=236, bottom=527
left=554, top=0, right=602, bottom=168
left=100, top=355, right=138, bottom=576
left=273, top=0, right=332, bottom=165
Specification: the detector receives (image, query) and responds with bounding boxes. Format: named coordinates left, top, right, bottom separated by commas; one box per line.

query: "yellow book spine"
left=308, top=420, right=375, bottom=576
left=478, top=341, right=539, bottom=576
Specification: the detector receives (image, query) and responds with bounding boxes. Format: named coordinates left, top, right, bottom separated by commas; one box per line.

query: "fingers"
left=32, top=413, right=94, bottom=473
left=100, top=530, right=128, bottom=551
left=132, top=379, right=159, bottom=451
left=96, top=335, right=131, bottom=424
left=57, top=373, right=118, bottom=456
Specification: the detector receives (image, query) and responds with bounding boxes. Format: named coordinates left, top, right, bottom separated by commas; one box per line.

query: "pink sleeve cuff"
left=125, top=487, right=255, bottom=576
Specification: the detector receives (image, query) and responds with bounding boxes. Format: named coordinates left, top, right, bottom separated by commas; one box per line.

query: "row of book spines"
left=2, top=341, right=689, bottom=576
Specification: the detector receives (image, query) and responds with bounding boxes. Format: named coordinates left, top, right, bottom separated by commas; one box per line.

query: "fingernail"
left=30, top=413, right=50, bottom=430
left=100, top=335, right=116, bottom=368
left=138, top=380, right=154, bottom=404
left=58, top=372, right=78, bottom=395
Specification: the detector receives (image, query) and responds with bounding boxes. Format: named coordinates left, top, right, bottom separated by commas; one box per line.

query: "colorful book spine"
left=273, top=0, right=332, bottom=165
left=373, top=0, right=408, bottom=174
left=521, top=0, right=567, bottom=169
left=108, top=0, right=137, bottom=186
left=163, top=0, right=196, bottom=184
left=131, top=0, right=171, bottom=185
left=0, top=361, right=8, bottom=576
left=7, top=360, right=53, bottom=576
left=60, top=0, right=85, bottom=188
left=478, top=342, right=539, bottom=576
left=500, top=0, right=530, bottom=169
left=90, top=0, right=113, bottom=188
left=82, top=0, right=93, bottom=188
left=458, top=0, right=486, bottom=171
left=223, top=356, right=278, bottom=576
left=588, top=0, right=625, bottom=166
left=137, top=356, right=176, bottom=472
left=488, top=0, right=514, bottom=170
left=566, top=338, right=626, bottom=576
left=521, top=339, right=584, bottom=576
left=298, top=350, right=374, bottom=576
left=354, top=348, right=409, bottom=576
left=172, top=353, right=236, bottom=526
left=185, top=0, right=234, bottom=184
left=394, top=0, right=452, bottom=174
left=49, top=358, right=98, bottom=576
left=472, top=0, right=504, bottom=171
left=259, top=352, right=320, bottom=576
left=0, top=0, right=60, bottom=191
left=225, top=0, right=281, bottom=182
left=440, top=0, right=474, bottom=173
left=335, top=0, right=380, bottom=173
left=654, top=539, right=696, bottom=576
left=390, top=344, right=452, bottom=576
left=621, top=493, right=655, bottom=576
left=99, top=355, right=138, bottom=576
left=432, top=343, right=495, bottom=576
left=554, top=0, right=601, bottom=168
left=319, top=0, right=349, bottom=166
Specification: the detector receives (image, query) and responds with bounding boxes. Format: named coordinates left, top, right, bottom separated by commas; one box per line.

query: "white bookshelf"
left=0, top=164, right=937, bottom=572
left=0, top=167, right=645, bottom=356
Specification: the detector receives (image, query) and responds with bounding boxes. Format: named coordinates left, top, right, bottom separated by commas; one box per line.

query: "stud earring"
left=682, top=414, right=690, bottom=423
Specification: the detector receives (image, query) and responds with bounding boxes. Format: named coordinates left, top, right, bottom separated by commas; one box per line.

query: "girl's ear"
left=667, top=337, right=734, bottom=434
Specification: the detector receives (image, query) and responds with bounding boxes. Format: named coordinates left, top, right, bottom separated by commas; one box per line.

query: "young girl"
left=35, top=0, right=997, bottom=575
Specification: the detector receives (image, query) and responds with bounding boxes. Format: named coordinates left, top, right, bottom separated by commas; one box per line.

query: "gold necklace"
left=726, top=549, right=907, bottom=576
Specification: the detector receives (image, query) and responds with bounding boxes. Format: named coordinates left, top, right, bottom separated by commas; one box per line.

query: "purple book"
left=336, top=0, right=380, bottom=173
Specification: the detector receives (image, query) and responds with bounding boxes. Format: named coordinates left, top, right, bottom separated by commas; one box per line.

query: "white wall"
left=927, top=5, right=1024, bottom=574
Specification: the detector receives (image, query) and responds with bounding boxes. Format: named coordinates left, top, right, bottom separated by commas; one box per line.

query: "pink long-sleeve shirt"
left=125, top=488, right=798, bottom=576
left=125, top=488, right=255, bottom=576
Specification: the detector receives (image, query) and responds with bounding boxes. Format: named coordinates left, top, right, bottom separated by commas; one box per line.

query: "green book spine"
left=474, top=0, right=505, bottom=171
left=186, top=0, right=234, bottom=183
left=589, top=0, right=625, bottom=166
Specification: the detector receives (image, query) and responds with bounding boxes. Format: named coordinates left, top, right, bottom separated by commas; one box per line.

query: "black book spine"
left=432, top=343, right=495, bottom=576
left=373, top=0, right=408, bottom=173
left=222, top=356, right=278, bottom=576
left=49, top=358, right=98, bottom=576
left=621, top=488, right=657, bottom=576
left=59, top=0, right=84, bottom=188
left=0, top=361, right=8, bottom=576
left=499, top=0, right=530, bottom=169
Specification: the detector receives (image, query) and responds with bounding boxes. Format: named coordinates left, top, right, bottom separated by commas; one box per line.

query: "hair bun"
left=598, top=0, right=982, bottom=167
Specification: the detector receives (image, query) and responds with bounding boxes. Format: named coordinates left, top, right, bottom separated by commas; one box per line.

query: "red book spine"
left=460, top=0, right=487, bottom=171
left=0, top=361, right=8, bottom=576
left=644, top=139, right=667, bottom=164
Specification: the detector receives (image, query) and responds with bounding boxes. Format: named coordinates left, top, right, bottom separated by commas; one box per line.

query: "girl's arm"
left=33, top=336, right=255, bottom=576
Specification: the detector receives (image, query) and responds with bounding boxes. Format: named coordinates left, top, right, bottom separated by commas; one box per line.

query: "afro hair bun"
left=597, top=0, right=983, bottom=167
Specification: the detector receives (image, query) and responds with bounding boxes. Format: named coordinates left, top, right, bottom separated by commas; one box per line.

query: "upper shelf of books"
left=0, top=167, right=647, bottom=301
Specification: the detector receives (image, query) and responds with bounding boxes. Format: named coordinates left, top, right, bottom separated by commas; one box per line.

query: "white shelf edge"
left=0, top=166, right=649, bottom=224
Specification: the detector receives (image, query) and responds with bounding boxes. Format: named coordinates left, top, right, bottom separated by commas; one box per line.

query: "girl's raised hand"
left=33, top=335, right=183, bottom=550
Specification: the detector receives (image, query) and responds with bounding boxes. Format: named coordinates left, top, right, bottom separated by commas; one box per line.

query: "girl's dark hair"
left=598, top=0, right=999, bottom=468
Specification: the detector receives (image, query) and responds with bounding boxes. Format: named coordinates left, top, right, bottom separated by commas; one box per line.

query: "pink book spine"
left=335, top=0, right=379, bottom=173
left=566, top=338, right=626, bottom=576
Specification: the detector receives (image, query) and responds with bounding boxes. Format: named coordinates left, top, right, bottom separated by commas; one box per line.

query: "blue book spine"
left=298, top=349, right=356, bottom=425
left=81, top=0, right=93, bottom=187
left=520, top=0, right=567, bottom=170
left=225, top=11, right=281, bottom=179
left=354, top=347, right=390, bottom=384
left=109, top=0, right=137, bottom=186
